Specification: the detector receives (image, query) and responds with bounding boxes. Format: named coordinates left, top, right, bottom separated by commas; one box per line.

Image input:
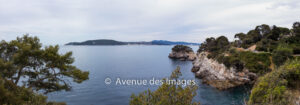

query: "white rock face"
left=192, top=52, right=256, bottom=90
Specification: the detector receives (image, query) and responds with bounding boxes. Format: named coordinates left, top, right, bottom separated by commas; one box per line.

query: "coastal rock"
left=169, top=52, right=196, bottom=61
left=192, top=52, right=257, bottom=90
left=168, top=45, right=196, bottom=61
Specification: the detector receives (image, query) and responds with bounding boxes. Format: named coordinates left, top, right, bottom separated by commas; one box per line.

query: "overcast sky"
left=0, top=0, right=299, bottom=45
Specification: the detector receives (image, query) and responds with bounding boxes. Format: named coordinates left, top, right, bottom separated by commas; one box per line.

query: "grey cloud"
left=0, top=0, right=299, bottom=44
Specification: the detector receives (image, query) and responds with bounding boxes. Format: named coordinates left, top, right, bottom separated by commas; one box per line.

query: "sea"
left=47, top=45, right=250, bottom=105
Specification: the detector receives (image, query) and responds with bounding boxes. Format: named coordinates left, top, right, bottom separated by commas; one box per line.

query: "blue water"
left=47, top=45, right=250, bottom=105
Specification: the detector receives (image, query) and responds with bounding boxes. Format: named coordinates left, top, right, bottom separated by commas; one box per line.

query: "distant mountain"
left=65, top=39, right=200, bottom=45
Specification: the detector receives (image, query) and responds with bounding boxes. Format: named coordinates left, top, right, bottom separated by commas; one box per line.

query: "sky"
left=0, top=0, right=299, bottom=45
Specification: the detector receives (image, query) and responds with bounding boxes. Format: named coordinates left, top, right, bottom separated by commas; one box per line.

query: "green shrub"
left=130, top=67, right=200, bottom=105
left=248, top=59, right=300, bottom=105
left=198, top=36, right=230, bottom=54
left=272, top=46, right=293, bottom=67
left=239, top=51, right=271, bottom=74
left=215, top=50, right=271, bottom=74
left=217, top=55, right=244, bottom=72
left=172, top=45, right=193, bottom=52
left=0, top=77, right=66, bottom=105
left=256, top=39, right=278, bottom=52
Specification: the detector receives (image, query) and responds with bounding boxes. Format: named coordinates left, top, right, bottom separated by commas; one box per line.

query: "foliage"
left=233, top=24, right=293, bottom=51
left=239, top=51, right=271, bottom=74
left=281, top=22, right=300, bottom=54
left=272, top=45, right=293, bottom=67
left=248, top=59, right=300, bottom=105
left=198, top=22, right=300, bottom=75
left=198, top=36, right=230, bottom=58
left=234, top=33, right=247, bottom=41
left=216, top=50, right=271, bottom=74
left=130, top=66, right=200, bottom=105
left=256, top=38, right=278, bottom=52
left=0, top=35, right=89, bottom=93
left=0, top=35, right=89, bottom=104
left=292, top=22, right=300, bottom=37
left=172, top=45, right=193, bottom=52
left=216, top=50, right=244, bottom=72
left=195, top=22, right=300, bottom=105
left=0, top=76, right=66, bottom=105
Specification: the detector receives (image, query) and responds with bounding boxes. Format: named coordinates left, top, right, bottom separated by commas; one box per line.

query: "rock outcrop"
left=169, top=52, right=196, bottom=61
left=169, top=45, right=196, bottom=61
left=192, top=52, right=257, bottom=90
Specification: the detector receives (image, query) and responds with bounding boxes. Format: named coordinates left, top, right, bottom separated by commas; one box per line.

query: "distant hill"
left=66, top=39, right=126, bottom=45
left=65, top=39, right=200, bottom=45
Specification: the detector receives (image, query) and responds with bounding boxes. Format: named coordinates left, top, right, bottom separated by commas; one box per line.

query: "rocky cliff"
left=191, top=52, right=257, bottom=90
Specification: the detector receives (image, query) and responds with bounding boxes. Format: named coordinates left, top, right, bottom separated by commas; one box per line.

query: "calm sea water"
left=47, top=45, right=250, bottom=105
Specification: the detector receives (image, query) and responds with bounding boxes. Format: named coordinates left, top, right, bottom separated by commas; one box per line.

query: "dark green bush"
left=172, top=45, right=193, bottom=52
left=239, top=51, right=271, bottom=74
left=214, top=50, right=271, bottom=74
left=130, top=67, right=200, bottom=105
left=272, top=46, right=293, bottom=67
left=0, top=77, right=66, bottom=105
left=198, top=36, right=230, bottom=54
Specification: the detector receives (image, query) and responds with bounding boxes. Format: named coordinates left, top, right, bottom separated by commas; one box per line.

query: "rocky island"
left=168, top=45, right=196, bottom=61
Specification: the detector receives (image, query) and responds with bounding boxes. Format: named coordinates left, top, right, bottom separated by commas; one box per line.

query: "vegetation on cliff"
left=233, top=22, right=300, bottom=55
left=248, top=59, right=300, bottom=105
left=0, top=35, right=89, bottom=105
left=218, top=50, right=271, bottom=74
left=172, top=45, right=193, bottom=53
left=169, top=45, right=196, bottom=61
left=196, top=22, right=300, bottom=104
left=272, top=45, right=294, bottom=66
left=198, top=35, right=272, bottom=74
left=198, top=22, right=300, bottom=74
left=130, top=66, right=200, bottom=105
